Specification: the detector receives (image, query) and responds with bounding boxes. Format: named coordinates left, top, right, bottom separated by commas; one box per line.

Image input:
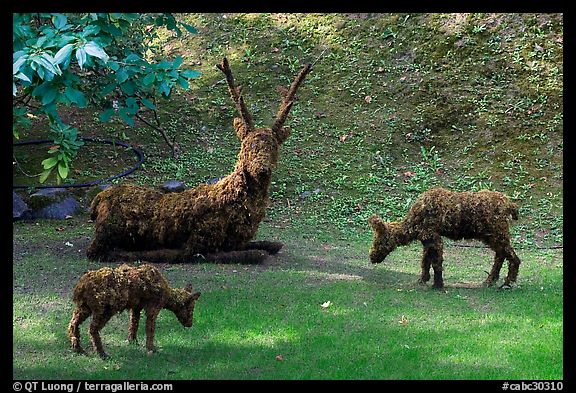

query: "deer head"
left=216, top=58, right=312, bottom=183
left=169, top=284, right=201, bottom=328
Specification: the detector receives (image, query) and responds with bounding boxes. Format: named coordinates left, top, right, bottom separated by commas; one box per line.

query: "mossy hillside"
left=13, top=13, right=563, bottom=247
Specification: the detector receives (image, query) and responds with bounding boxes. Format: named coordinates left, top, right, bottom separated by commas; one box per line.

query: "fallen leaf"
left=271, top=47, right=280, bottom=53
left=321, top=301, right=331, bottom=308
left=399, top=315, right=408, bottom=325
left=65, top=242, right=74, bottom=247
left=339, top=134, right=349, bottom=142
left=364, top=95, right=372, bottom=103
left=275, top=354, right=284, bottom=361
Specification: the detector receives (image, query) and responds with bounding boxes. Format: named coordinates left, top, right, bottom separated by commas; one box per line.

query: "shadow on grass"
left=14, top=324, right=525, bottom=380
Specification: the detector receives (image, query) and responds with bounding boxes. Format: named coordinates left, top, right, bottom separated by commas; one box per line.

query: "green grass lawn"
left=13, top=218, right=563, bottom=380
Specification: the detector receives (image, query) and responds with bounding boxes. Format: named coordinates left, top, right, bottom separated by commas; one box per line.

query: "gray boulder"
left=13, top=191, right=30, bottom=220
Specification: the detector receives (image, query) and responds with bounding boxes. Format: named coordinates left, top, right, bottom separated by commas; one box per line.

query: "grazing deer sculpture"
left=86, top=58, right=312, bottom=264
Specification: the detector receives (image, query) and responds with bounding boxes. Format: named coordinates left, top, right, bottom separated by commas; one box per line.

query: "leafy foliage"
left=12, top=13, right=200, bottom=184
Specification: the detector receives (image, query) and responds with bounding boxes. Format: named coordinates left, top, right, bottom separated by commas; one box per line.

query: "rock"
left=17, top=187, right=83, bottom=220
left=29, top=196, right=81, bottom=220
left=299, top=188, right=321, bottom=200
left=27, top=188, right=69, bottom=211
left=160, top=180, right=186, bottom=193
left=13, top=192, right=30, bottom=220
left=206, top=176, right=225, bottom=185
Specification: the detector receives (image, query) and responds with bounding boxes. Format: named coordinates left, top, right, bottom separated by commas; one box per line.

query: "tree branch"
left=135, top=112, right=179, bottom=157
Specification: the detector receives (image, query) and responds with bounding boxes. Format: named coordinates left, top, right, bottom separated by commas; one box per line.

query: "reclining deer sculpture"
left=86, top=58, right=312, bottom=264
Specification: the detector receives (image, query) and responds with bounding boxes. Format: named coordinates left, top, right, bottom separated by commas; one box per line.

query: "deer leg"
left=501, top=244, right=521, bottom=288
left=145, top=308, right=161, bottom=354
left=243, top=241, right=284, bottom=255
left=107, top=248, right=187, bottom=264
left=128, top=308, right=142, bottom=343
left=89, top=312, right=113, bottom=359
left=423, top=236, right=444, bottom=289
left=206, top=249, right=269, bottom=264
left=485, top=250, right=505, bottom=287
left=67, top=305, right=91, bottom=354
left=418, top=240, right=432, bottom=284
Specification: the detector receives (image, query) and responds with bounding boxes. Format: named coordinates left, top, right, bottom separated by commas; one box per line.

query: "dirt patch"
left=13, top=235, right=92, bottom=264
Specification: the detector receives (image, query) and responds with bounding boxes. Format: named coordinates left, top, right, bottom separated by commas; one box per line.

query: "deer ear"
left=276, top=126, right=291, bottom=144
left=233, top=117, right=250, bottom=140
left=190, top=292, right=201, bottom=301
left=368, top=215, right=386, bottom=232
left=184, top=283, right=194, bottom=293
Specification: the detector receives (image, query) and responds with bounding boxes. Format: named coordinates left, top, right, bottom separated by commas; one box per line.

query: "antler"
left=216, top=57, right=254, bottom=132
left=271, top=62, right=313, bottom=134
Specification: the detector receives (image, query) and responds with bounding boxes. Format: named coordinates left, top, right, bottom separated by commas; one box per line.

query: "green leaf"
left=31, top=54, right=61, bottom=76
left=126, top=97, right=139, bottom=110
left=81, top=24, right=100, bottom=37
left=51, top=13, right=68, bottom=30
left=64, top=86, right=87, bottom=107
left=108, top=61, right=120, bottom=71
left=116, top=68, right=129, bottom=84
left=13, top=56, right=27, bottom=75
left=140, top=98, right=156, bottom=110
left=124, top=53, right=140, bottom=62
left=159, top=80, right=171, bottom=97
left=99, top=108, right=115, bottom=122
left=53, top=43, right=74, bottom=65
left=181, top=69, right=201, bottom=79
left=39, top=169, right=53, bottom=184
left=42, top=156, right=59, bottom=170
left=14, top=72, right=31, bottom=83
left=58, top=161, right=69, bottom=179
left=41, top=88, right=58, bottom=105
left=84, top=41, right=109, bottom=63
left=100, top=82, right=117, bottom=96
left=176, top=77, right=189, bottom=89
left=103, top=23, right=122, bottom=37
left=157, top=59, right=171, bottom=69
left=142, top=72, right=156, bottom=86
left=118, top=107, right=135, bottom=126
left=180, top=23, right=198, bottom=34
left=173, top=56, right=183, bottom=68
left=120, top=81, right=135, bottom=95
left=32, top=81, right=52, bottom=98
left=75, top=47, right=87, bottom=69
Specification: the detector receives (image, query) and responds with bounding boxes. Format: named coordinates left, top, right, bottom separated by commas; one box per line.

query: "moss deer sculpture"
left=68, top=264, right=201, bottom=359
left=368, top=188, right=522, bottom=289
left=86, top=58, right=312, bottom=264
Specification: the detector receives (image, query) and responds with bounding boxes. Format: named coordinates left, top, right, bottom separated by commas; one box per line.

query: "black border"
left=8, top=5, right=571, bottom=390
